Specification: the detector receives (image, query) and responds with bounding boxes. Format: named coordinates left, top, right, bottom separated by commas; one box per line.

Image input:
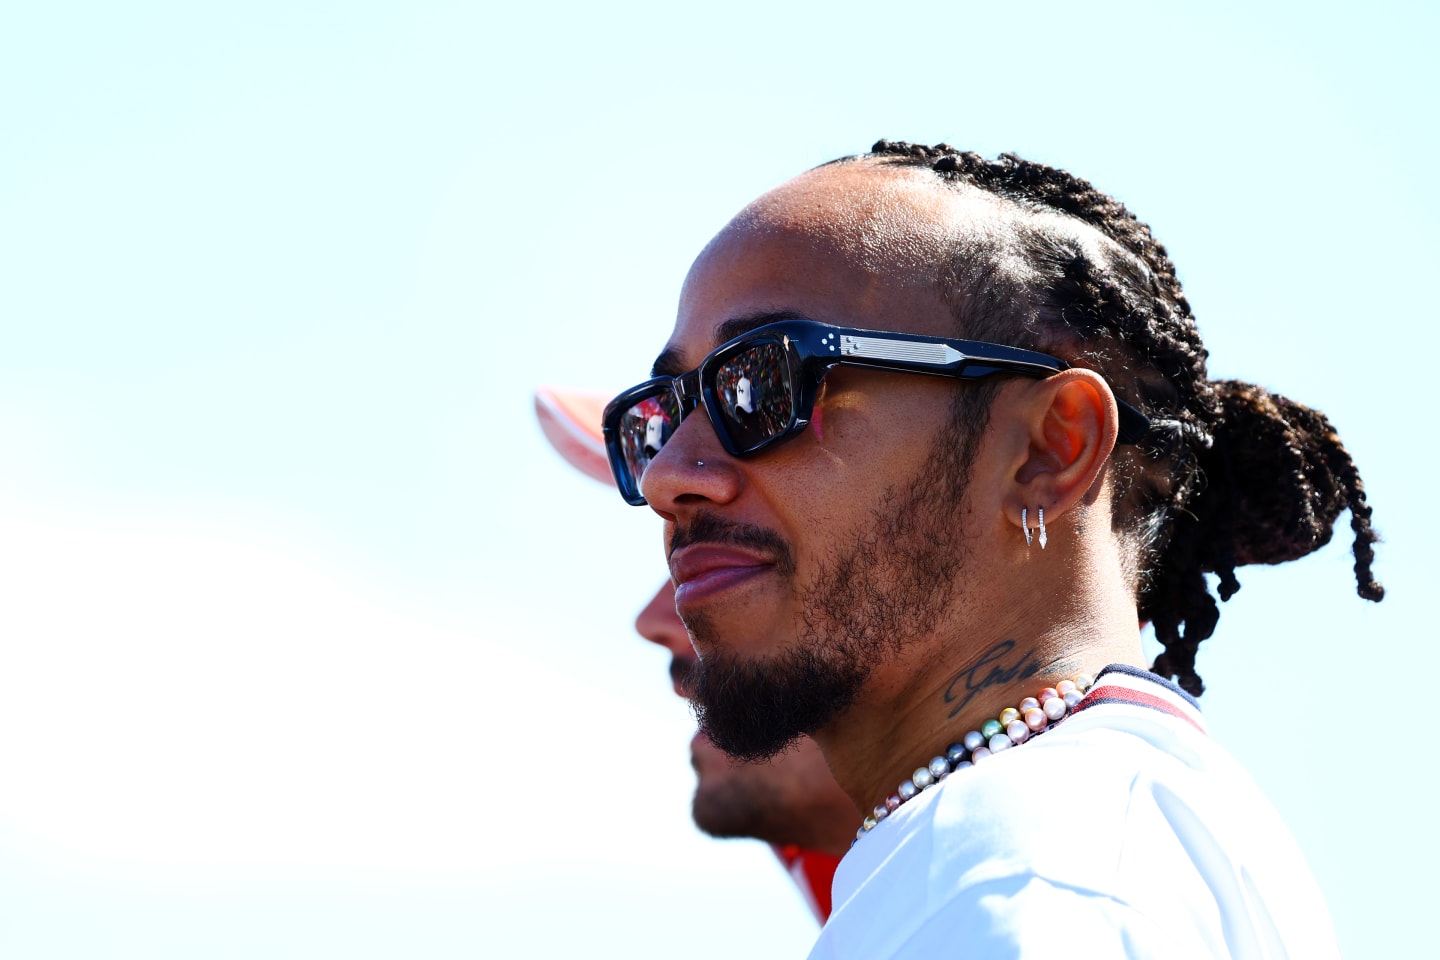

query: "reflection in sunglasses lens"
left=620, top=391, right=680, bottom=490
left=715, top=342, right=793, bottom=451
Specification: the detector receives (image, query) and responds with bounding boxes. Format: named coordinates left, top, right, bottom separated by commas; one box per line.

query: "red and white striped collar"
left=1071, top=663, right=1207, bottom=735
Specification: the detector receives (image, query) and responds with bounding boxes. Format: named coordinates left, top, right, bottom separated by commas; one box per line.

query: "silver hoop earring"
left=1038, top=506, right=1047, bottom=551
left=1022, top=507, right=1032, bottom=548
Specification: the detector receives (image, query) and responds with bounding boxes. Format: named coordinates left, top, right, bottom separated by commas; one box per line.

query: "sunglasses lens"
left=614, top=388, right=682, bottom=498
left=713, top=341, right=795, bottom=452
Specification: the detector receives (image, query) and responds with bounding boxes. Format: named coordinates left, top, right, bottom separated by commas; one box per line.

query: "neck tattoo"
left=854, top=673, right=1095, bottom=844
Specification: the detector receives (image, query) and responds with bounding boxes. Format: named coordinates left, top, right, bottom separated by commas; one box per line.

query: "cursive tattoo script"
left=943, top=641, right=1044, bottom=719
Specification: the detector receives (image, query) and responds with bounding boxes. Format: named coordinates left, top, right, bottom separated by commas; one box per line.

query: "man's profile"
left=534, top=386, right=859, bottom=922
left=598, top=142, right=1383, bottom=957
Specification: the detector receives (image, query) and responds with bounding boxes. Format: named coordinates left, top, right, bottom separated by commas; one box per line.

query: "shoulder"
left=818, top=668, right=1338, bottom=959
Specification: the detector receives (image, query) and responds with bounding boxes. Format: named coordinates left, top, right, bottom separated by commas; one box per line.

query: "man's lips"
left=669, top=545, right=775, bottom=606
left=668, top=657, right=693, bottom=698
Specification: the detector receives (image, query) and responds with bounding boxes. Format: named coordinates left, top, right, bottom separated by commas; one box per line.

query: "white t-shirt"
left=810, top=665, right=1338, bottom=960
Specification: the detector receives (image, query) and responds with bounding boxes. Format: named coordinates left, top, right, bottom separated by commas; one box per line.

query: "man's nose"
left=638, top=413, right=742, bottom=520
left=633, top=580, right=690, bottom=657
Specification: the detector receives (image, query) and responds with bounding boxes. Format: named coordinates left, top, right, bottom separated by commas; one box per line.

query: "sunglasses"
left=601, top=318, right=1150, bottom=506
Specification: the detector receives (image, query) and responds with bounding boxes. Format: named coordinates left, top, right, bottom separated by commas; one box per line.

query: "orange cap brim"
left=534, top=385, right=612, bottom=486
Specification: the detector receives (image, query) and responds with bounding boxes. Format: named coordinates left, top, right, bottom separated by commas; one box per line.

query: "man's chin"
left=691, top=642, right=863, bottom=763
left=682, top=602, right=792, bottom=666
left=689, top=756, right=784, bottom=842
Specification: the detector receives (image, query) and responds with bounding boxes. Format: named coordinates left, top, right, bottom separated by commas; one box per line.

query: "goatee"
left=687, top=630, right=870, bottom=763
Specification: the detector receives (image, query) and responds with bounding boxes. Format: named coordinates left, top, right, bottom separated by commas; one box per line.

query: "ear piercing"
left=1021, top=506, right=1047, bottom=550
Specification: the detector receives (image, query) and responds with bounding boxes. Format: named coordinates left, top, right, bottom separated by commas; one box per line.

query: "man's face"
left=633, top=580, right=857, bottom=853
left=640, top=163, right=1001, bottom=759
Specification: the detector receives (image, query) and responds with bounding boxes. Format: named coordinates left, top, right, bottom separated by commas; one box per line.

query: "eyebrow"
left=650, top=311, right=808, bottom=378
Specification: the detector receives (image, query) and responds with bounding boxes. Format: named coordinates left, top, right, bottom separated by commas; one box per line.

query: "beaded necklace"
left=854, top=673, right=1095, bottom=843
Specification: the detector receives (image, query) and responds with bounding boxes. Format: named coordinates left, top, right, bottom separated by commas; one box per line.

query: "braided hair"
left=849, top=140, right=1383, bottom=695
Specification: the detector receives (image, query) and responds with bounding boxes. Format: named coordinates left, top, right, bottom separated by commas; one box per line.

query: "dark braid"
left=849, top=140, right=1384, bottom=694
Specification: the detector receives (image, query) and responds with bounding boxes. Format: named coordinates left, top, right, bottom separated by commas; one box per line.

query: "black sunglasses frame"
left=601, top=319, right=1150, bottom=506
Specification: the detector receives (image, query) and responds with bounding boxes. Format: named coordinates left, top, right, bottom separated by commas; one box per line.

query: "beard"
left=687, top=404, right=982, bottom=762
left=674, top=651, right=820, bottom=844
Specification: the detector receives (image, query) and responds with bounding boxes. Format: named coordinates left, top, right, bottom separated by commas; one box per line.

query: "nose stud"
left=696, top=460, right=705, bottom=467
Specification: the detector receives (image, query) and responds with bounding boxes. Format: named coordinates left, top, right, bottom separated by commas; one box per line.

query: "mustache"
left=667, top=510, right=797, bottom=577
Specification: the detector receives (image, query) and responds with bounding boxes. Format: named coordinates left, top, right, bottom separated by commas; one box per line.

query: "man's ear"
left=1006, top=369, right=1120, bottom=528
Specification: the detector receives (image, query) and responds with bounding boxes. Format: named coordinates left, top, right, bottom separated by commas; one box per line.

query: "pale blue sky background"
left=1, top=1, right=1434, bottom=957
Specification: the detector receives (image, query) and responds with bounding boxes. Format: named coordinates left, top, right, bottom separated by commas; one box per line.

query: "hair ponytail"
left=1141, top=380, right=1383, bottom=693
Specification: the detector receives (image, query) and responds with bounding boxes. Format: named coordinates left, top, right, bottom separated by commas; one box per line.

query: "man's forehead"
left=650, top=163, right=997, bottom=376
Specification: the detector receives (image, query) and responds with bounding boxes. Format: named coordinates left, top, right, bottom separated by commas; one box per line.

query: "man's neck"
left=814, top=590, right=1146, bottom=814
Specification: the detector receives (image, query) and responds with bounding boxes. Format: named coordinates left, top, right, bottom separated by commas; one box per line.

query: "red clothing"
left=773, top=845, right=841, bottom=923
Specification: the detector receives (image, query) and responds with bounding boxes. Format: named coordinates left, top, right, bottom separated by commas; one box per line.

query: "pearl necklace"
left=855, top=673, right=1095, bottom=843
